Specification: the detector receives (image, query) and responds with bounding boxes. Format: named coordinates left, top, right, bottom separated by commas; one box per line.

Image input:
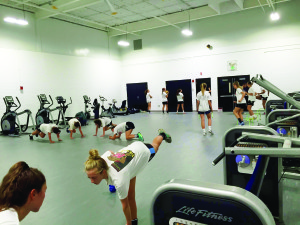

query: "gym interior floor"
left=0, top=112, right=299, bottom=225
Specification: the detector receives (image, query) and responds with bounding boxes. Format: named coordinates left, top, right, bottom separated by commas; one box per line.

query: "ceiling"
left=0, top=0, right=290, bottom=37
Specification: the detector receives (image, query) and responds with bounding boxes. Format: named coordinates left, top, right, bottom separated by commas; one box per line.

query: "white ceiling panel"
left=113, top=8, right=135, bottom=17
left=142, top=9, right=166, bottom=18
left=86, top=2, right=110, bottom=13
left=70, top=8, right=98, bottom=18
left=123, top=15, right=146, bottom=23
left=86, top=13, right=114, bottom=22
left=130, top=2, right=157, bottom=11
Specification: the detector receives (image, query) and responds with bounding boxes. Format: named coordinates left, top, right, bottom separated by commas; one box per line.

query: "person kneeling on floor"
left=94, top=117, right=117, bottom=137
left=29, top=123, right=62, bottom=144
left=109, top=122, right=143, bottom=141
left=68, top=118, right=85, bottom=139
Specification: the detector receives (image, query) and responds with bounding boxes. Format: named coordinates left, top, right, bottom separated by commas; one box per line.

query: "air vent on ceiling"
left=133, top=39, right=142, bottom=50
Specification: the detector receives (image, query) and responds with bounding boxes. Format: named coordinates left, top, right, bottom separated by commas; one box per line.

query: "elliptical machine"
left=111, top=99, right=129, bottom=116
left=99, top=95, right=114, bottom=118
left=83, top=95, right=91, bottom=119
left=55, top=96, right=72, bottom=125
left=1, top=96, right=35, bottom=136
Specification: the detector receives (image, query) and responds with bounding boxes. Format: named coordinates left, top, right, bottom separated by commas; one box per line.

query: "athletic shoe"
left=203, top=131, right=207, bottom=136
left=239, top=122, right=245, bottom=126
left=137, top=132, right=144, bottom=142
left=253, top=115, right=257, bottom=120
left=208, top=130, right=214, bottom=135
left=29, top=135, right=33, bottom=140
left=158, top=129, right=172, bottom=143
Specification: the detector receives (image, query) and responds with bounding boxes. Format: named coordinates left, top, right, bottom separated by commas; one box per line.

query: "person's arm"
left=79, top=127, right=85, bottom=138
left=70, top=130, right=74, bottom=139
left=196, top=100, right=199, bottom=112
left=57, top=133, right=62, bottom=141
left=48, top=133, right=55, bottom=143
left=120, top=198, right=132, bottom=225
left=101, top=127, right=106, bottom=137
left=94, top=125, right=99, bottom=136
left=109, top=133, right=120, bottom=140
left=150, top=95, right=152, bottom=98
left=208, top=100, right=213, bottom=111
left=238, top=92, right=246, bottom=102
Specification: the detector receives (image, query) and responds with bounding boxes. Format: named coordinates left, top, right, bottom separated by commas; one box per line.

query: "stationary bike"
left=56, top=96, right=72, bottom=126
left=83, top=95, right=92, bottom=119
left=1, top=96, right=35, bottom=136
left=111, top=99, right=128, bottom=116
left=99, top=96, right=114, bottom=118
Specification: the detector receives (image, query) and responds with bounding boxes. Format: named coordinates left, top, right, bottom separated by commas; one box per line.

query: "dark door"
left=166, top=79, right=192, bottom=112
left=196, top=78, right=211, bottom=95
left=126, top=82, right=148, bottom=110
left=217, top=75, right=250, bottom=112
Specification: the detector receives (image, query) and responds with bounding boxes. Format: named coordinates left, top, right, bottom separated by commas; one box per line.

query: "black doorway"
left=196, top=78, right=211, bottom=95
left=126, top=82, right=148, bottom=111
left=217, top=75, right=250, bottom=112
left=166, top=79, right=192, bottom=112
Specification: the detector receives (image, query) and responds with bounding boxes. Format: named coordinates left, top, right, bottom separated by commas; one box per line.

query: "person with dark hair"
left=176, top=89, right=185, bottom=114
left=161, top=88, right=168, bottom=113
left=245, top=81, right=257, bottom=120
left=68, top=118, right=85, bottom=139
left=233, top=81, right=246, bottom=126
left=0, top=161, right=47, bottom=224
left=242, top=82, right=249, bottom=106
left=29, top=123, right=62, bottom=143
left=109, top=122, right=144, bottom=142
left=94, top=117, right=117, bottom=137
left=85, top=129, right=171, bottom=225
left=145, top=89, right=152, bottom=113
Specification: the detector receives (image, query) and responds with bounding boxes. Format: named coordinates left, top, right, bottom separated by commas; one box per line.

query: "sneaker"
left=203, top=131, right=207, bottom=136
left=253, top=115, right=257, bottom=120
left=158, top=129, right=172, bottom=143
left=137, top=132, right=144, bottom=142
left=239, top=122, right=245, bottom=126
left=29, top=135, right=33, bottom=140
left=208, top=130, right=214, bottom=135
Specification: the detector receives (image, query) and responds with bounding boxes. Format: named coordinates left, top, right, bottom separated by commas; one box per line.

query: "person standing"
left=0, top=161, right=47, bottom=224
left=245, top=81, right=257, bottom=120
left=256, top=86, right=269, bottom=112
left=176, top=89, right=185, bottom=114
left=161, top=88, right=168, bottom=113
left=196, top=83, right=213, bottom=135
left=145, top=89, right=152, bottom=113
left=233, top=81, right=247, bottom=125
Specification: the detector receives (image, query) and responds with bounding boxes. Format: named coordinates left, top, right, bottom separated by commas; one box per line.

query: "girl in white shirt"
left=93, top=117, right=117, bottom=137
left=29, top=123, right=62, bottom=143
left=245, top=81, right=257, bottom=120
left=233, top=81, right=246, bottom=126
left=0, top=161, right=47, bottom=225
left=256, top=86, right=269, bottom=111
left=84, top=129, right=172, bottom=225
left=176, top=89, right=185, bottom=114
left=145, top=89, right=152, bottom=113
left=161, top=88, right=169, bottom=113
left=196, top=83, right=213, bottom=135
left=68, top=118, right=85, bottom=139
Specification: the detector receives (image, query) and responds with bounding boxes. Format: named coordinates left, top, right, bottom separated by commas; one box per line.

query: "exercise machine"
left=35, top=94, right=65, bottom=127
left=83, top=95, right=92, bottom=119
left=111, top=99, right=128, bottom=116
left=99, top=95, right=114, bottom=118
left=152, top=179, right=275, bottom=225
left=1, top=96, right=35, bottom=136
left=55, top=96, right=72, bottom=125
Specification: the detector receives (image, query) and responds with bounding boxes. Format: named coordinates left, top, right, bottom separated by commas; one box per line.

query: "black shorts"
left=261, top=96, right=268, bottom=101
left=177, top=101, right=184, bottom=104
left=35, top=125, right=41, bottom=132
left=236, top=104, right=247, bottom=110
left=105, top=121, right=112, bottom=128
left=247, top=101, right=255, bottom=106
left=198, top=110, right=211, bottom=115
left=162, top=101, right=168, bottom=105
left=125, top=122, right=135, bottom=131
left=145, top=143, right=156, bottom=162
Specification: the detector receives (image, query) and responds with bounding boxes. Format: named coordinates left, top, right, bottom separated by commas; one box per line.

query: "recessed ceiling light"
left=270, top=12, right=280, bottom=21
left=4, top=17, right=28, bottom=25
left=118, top=40, right=130, bottom=47
left=181, top=29, right=193, bottom=36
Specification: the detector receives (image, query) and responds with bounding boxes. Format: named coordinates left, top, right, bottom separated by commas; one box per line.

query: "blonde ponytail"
left=85, top=149, right=108, bottom=173
left=200, top=83, right=207, bottom=96
left=233, top=81, right=242, bottom=90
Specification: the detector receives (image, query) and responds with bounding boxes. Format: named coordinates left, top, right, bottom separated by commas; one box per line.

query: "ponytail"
left=176, top=89, right=181, bottom=96
left=200, top=83, right=207, bottom=96
left=233, top=81, right=242, bottom=90
left=85, top=149, right=108, bottom=174
left=0, top=161, right=46, bottom=211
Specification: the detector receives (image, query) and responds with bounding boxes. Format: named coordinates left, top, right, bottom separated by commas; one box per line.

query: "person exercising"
left=161, top=88, right=168, bottom=113
left=245, top=81, right=257, bottom=120
left=84, top=129, right=172, bottom=225
left=176, top=89, right=185, bottom=113
left=0, top=161, right=47, bottom=224
left=29, top=123, right=62, bottom=143
left=94, top=117, right=117, bottom=137
left=109, top=122, right=144, bottom=142
left=256, top=86, right=269, bottom=112
left=233, top=81, right=246, bottom=126
left=68, top=118, right=85, bottom=139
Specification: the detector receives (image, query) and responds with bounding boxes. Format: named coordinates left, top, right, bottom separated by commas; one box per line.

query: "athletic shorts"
left=162, top=101, right=168, bottom=105
left=261, top=96, right=268, bottom=101
left=147, top=101, right=151, bottom=103
left=177, top=101, right=184, bottom=104
left=36, top=125, right=41, bottom=132
left=125, top=122, right=135, bottom=131
left=198, top=110, right=211, bottom=115
left=236, top=104, right=247, bottom=110
left=105, top=121, right=112, bottom=128
left=145, top=143, right=156, bottom=162
left=247, top=101, right=255, bottom=106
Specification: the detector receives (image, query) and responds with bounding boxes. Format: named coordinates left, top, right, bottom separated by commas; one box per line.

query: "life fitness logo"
left=176, top=206, right=233, bottom=223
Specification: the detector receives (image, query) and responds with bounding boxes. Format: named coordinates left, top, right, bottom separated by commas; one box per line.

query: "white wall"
left=116, top=0, right=300, bottom=111
left=0, top=5, right=121, bottom=123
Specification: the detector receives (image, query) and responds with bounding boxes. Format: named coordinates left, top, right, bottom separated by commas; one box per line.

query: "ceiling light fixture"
left=118, top=25, right=130, bottom=47
left=270, top=11, right=280, bottom=21
left=4, top=17, right=28, bottom=25
left=182, top=11, right=193, bottom=36
left=105, top=0, right=117, bottom=15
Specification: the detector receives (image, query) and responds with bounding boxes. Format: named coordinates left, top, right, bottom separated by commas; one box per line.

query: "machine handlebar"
left=99, top=96, right=107, bottom=101
left=212, top=152, right=225, bottom=166
left=48, top=95, right=54, bottom=109
left=15, top=97, right=21, bottom=112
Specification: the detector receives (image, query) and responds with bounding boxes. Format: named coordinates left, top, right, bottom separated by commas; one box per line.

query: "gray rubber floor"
left=0, top=112, right=299, bottom=225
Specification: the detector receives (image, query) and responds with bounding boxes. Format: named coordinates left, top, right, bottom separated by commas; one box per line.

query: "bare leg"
left=151, top=135, right=164, bottom=153
left=162, top=105, right=165, bottom=113
left=207, top=113, right=212, bottom=126
left=181, top=103, right=184, bottom=112
left=247, top=105, right=254, bottom=116
left=233, top=107, right=240, bottom=119
left=176, top=104, right=180, bottom=112
left=239, top=109, right=244, bottom=121
left=31, top=130, right=39, bottom=136
left=125, top=129, right=135, bottom=140
left=39, top=132, right=46, bottom=138
left=262, top=100, right=266, bottom=109
left=166, top=104, right=168, bottom=112
left=200, top=114, right=205, bottom=129
left=128, top=177, right=137, bottom=220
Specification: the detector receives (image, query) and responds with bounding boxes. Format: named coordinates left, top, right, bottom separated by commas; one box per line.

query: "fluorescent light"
left=75, top=48, right=90, bottom=56
left=270, top=12, right=280, bottom=21
left=4, top=17, right=28, bottom=25
left=181, top=29, right=193, bottom=36
left=118, top=40, right=130, bottom=47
